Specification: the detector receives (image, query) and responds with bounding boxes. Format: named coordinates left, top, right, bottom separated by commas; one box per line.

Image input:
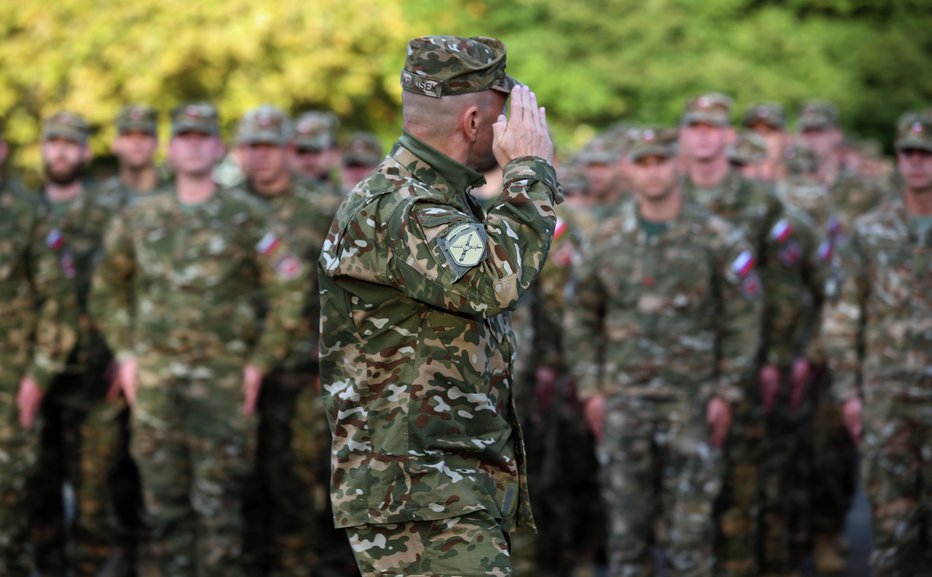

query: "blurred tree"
left=1, top=0, right=930, bottom=172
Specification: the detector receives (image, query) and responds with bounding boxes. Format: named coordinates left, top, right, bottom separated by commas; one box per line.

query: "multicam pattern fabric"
left=822, top=194, right=931, bottom=576
left=0, top=184, right=76, bottom=576
left=401, top=36, right=516, bottom=98
left=318, top=130, right=560, bottom=532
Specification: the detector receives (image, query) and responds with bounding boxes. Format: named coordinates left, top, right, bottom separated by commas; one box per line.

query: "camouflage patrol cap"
left=116, top=105, right=158, bottom=135
left=170, top=102, right=220, bottom=137
left=401, top=35, right=517, bottom=98
left=682, top=92, right=733, bottom=127
left=293, top=111, right=338, bottom=150
left=895, top=112, right=932, bottom=152
left=236, top=104, right=293, bottom=146
left=798, top=100, right=839, bottom=131
left=742, top=103, right=786, bottom=130
left=783, top=144, right=819, bottom=174
left=726, top=132, right=768, bottom=166
left=575, top=135, right=622, bottom=165
left=342, top=132, right=383, bottom=166
left=627, top=126, right=678, bottom=161
left=42, top=111, right=90, bottom=144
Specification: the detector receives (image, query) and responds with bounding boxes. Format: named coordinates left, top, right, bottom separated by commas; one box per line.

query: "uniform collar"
left=397, top=129, right=486, bottom=196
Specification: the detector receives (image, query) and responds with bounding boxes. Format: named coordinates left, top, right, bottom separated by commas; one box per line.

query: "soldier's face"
left=168, top=132, right=224, bottom=177
left=583, top=162, right=619, bottom=200
left=241, top=142, right=289, bottom=186
left=898, top=149, right=932, bottom=193
left=41, top=137, right=90, bottom=185
left=290, top=146, right=336, bottom=179
left=113, top=131, right=158, bottom=171
left=680, top=122, right=729, bottom=161
left=631, top=155, right=678, bottom=201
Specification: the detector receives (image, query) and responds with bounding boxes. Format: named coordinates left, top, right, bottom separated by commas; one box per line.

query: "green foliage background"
left=2, top=0, right=930, bottom=169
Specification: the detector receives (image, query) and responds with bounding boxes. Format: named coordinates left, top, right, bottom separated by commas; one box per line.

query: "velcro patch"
left=46, top=229, right=65, bottom=251
left=257, top=232, right=282, bottom=256
left=274, top=253, right=303, bottom=280
left=730, top=250, right=756, bottom=279
left=437, top=221, right=488, bottom=280
left=778, top=240, right=801, bottom=268
left=739, top=270, right=762, bottom=300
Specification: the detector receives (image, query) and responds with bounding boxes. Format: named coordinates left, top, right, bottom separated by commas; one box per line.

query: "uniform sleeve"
left=247, top=216, right=310, bottom=374
left=388, top=157, right=560, bottom=317
left=89, top=212, right=137, bottom=362
left=821, top=234, right=867, bottom=402
left=713, top=232, right=764, bottom=403
left=23, top=218, right=78, bottom=391
left=562, top=244, right=607, bottom=401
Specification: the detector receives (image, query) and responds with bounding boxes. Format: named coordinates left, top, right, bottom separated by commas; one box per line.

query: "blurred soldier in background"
left=290, top=110, right=342, bottom=196
left=742, top=103, right=790, bottom=183
left=102, top=105, right=166, bottom=202
left=339, top=131, right=383, bottom=192
left=0, top=117, right=77, bottom=577
left=90, top=102, right=307, bottom=577
left=565, top=126, right=760, bottom=576
left=822, top=111, right=932, bottom=577
left=36, top=111, right=130, bottom=577
left=233, top=104, right=348, bottom=577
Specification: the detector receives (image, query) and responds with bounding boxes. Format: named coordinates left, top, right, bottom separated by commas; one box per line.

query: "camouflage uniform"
left=89, top=103, right=308, bottom=577
left=233, top=105, right=345, bottom=577
left=0, top=179, right=76, bottom=577
left=821, top=114, right=932, bottom=577
left=565, top=150, right=761, bottom=577
left=100, top=105, right=170, bottom=206
left=35, top=112, right=130, bottom=577
left=318, top=35, right=561, bottom=576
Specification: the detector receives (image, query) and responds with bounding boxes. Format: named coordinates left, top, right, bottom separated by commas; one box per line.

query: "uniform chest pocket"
left=655, top=246, right=712, bottom=311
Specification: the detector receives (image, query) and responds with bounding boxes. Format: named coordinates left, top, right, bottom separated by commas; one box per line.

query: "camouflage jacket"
left=98, top=170, right=172, bottom=207
left=89, top=186, right=307, bottom=373
left=318, top=130, right=560, bottom=531
left=0, top=184, right=76, bottom=391
left=684, top=170, right=821, bottom=367
left=564, top=199, right=761, bottom=403
left=245, top=180, right=339, bottom=373
left=823, top=195, right=931, bottom=402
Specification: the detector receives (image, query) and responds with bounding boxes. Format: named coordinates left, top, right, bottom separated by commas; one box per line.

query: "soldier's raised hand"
left=493, top=85, right=554, bottom=166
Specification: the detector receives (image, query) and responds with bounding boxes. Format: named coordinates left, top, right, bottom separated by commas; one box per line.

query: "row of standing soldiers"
left=0, top=92, right=929, bottom=577
left=505, top=95, right=930, bottom=577
left=0, top=103, right=367, bottom=577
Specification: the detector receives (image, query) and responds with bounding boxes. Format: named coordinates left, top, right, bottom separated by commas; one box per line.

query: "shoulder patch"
left=437, top=221, right=488, bottom=279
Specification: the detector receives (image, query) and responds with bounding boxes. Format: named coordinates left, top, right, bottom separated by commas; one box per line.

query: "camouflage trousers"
left=861, top=392, right=932, bottom=577
left=244, top=368, right=324, bottom=577
left=346, top=510, right=512, bottom=577
left=35, top=370, right=134, bottom=577
left=131, top=355, right=256, bottom=577
left=598, top=395, right=723, bottom=577
left=715, top=397, right=764, bottom=577
left=807, top=369, right=857, bottom=538
left=0, top=383, right=42, bottom=577
left=757, top=366, right=810, bottom=574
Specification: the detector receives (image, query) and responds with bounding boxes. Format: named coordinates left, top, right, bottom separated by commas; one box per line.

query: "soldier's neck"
left=120, top=164, right=158, bottom=193
left=45, top=181, right=82, bottom=204
left=905, top=187, right=932, bottom=217
left=175, top=174, right=216, bottom=205
left=687, top=156, right=729, bottom=188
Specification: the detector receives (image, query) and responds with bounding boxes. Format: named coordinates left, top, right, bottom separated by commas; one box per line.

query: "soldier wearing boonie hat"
left=320, top=34, right=559, bottom=577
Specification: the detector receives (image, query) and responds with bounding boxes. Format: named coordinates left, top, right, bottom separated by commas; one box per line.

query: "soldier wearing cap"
left=727, top=131, right=770, bottom=180
left=232, top=104, right=344, bottom=577
left=821, top=112, right=932, bottom=577
left=565, top=126, right=760, bottom=577
left=33, top=110, right=135, bottom=577
left=318, top=35, right=560, bottom=576
left=679, top=93, right=825, bottom=577
left=102, top=105, right=166, bottom=203
left=0, top=114, right=77, bottom=577
left=89, top=101, right=308, bottom=577
left=289, top=110, right=342, bottom=196
left=339, top=131, right=384, bottom=192
left=574, top=134, right=627, bottom=222
left=742, top=103, right=789, bottom=182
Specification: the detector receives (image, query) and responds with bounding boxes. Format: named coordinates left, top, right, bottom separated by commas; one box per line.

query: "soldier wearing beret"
left=822, top=112, right=932, bottom=577
left=565, top=126, right=760, bottom=576
left=90, top=102, right=308, bottom=577
left=318, top=35, right=560, bottom=576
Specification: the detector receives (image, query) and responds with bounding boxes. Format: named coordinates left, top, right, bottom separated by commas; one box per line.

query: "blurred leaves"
left=1, top=0, right=930, bottom=170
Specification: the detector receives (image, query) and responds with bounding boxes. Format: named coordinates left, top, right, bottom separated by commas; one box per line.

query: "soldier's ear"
left=461, top=104, right=481, bottom=143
